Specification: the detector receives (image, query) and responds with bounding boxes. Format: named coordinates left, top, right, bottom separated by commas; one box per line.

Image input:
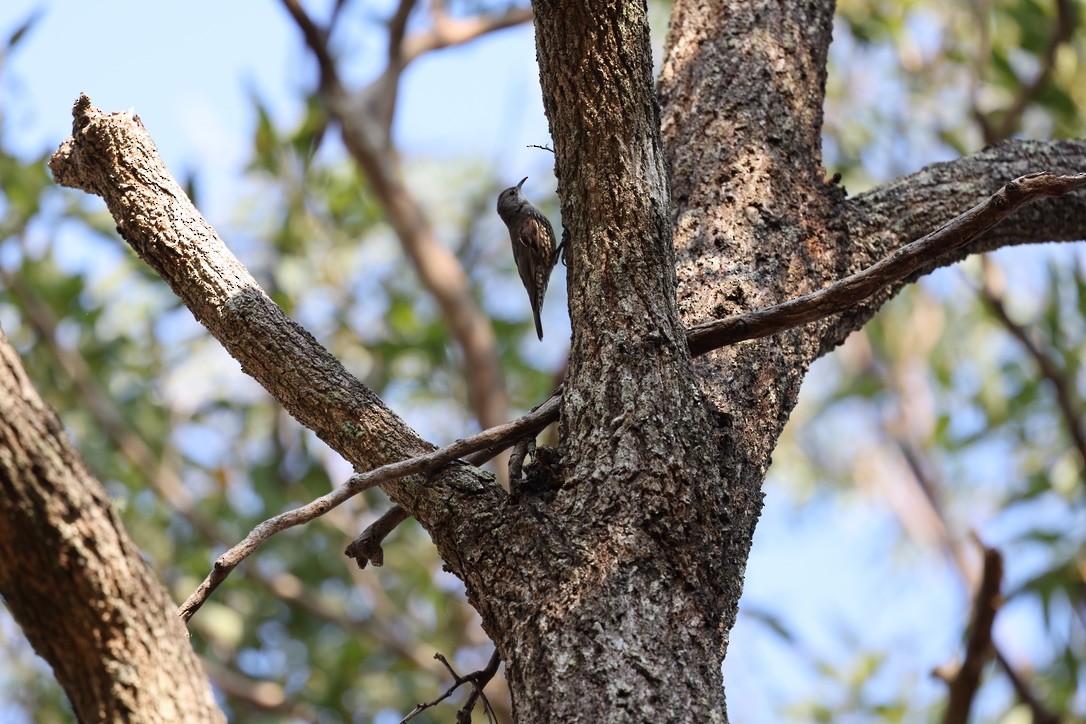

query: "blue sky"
left=1, top=1, right=550, bottom=214
left=2, top=2, right=1077, bottom=720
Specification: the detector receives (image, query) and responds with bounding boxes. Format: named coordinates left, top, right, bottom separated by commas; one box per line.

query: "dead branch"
left=345, top=505, right=411, bottom=569
left=400, top=650, right=501, bottom=724
left=687, top=172, right=1086, bottom=356
left=180, top=394, right=560, bottom=619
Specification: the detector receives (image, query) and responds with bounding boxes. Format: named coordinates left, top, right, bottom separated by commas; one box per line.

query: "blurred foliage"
left=763, top=0, right=1086, bottom=720
left=831, top=0, right=1086, bottom=186
left=1, top=0, right=1085, bottom=722
left=0, top=6, right=551, bottom=720
left=769, top=250, right=1086, bottom=721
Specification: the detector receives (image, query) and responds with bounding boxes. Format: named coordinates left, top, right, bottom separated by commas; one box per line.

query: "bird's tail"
left=532, top=271, right=550, bottom=339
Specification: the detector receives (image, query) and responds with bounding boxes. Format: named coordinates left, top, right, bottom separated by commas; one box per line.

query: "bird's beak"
left=517, top=177, right=528, bottom=190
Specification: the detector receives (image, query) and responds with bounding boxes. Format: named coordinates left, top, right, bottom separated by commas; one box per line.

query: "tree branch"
left=978, top=259, right=1086, bottom=492
left=281, top=0, right=515, bottom=485
left=402, top=7, right=534, bottom=64
left=0, top=330, right=222, bottom=720
left=345, top=505, right=411, bottom=569
left=180, top=393, right=559, bottom=619
left=824, top=139, right=1086, bottom=353
left=49, top=95, right=506, bottom=566
left=687, top=171, right=1086, bottom=356
left=937, top=539, right=1003, bottom=724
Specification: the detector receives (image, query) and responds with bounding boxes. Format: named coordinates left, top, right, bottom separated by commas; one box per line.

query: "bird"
left=496, top=177, right=558, bottom=340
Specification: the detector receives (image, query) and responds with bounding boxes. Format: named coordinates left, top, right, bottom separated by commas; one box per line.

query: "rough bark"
left=830, top=139, right=1086, bottom=352
left=48, top=96, right=504, bottom=562
left=518, top=0, right=731, bottom=719
left=659, top=8, right=1086, bottom=711
left=660, top=1, right=842, bottom=679
left=31, top=0, right=1086, bottom=721
left=660, top=15, right=1086, bottom=680
left=0, top=331, right=222, bottom=722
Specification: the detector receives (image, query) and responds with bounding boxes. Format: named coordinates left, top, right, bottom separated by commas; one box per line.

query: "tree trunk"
left=492, top=0, right=732, bottom=719
left=0, top=332, right=222, bottom=721
left=660, top=0, right=842, bottom=676
left=33, top=0, right=1086, bottom=720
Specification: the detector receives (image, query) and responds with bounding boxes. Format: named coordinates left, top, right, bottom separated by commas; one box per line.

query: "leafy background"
left=0, top=0, right=1083, bottom=721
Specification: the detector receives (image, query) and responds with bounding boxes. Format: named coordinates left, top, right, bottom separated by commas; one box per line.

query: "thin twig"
left=179, top=394, right=560, bottom=620
left=400, top=651, right=501, bottom=724
left=687, top=172, right=1086, bottom=356
left=400, top=656, right=463, bottom=723
left=457, top=649, right=501, bottom=724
